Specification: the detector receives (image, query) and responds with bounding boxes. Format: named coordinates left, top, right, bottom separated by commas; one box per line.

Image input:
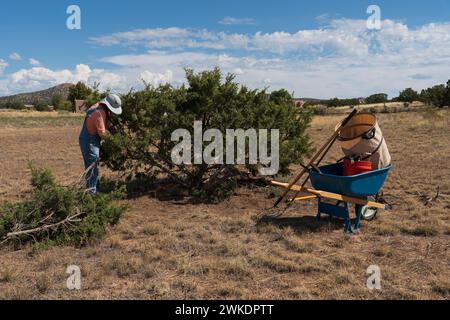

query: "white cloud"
left=90, top=27, right=191, bottom=46
left=29, top=58, right=41, bottom=66
left=90, top=20, right=450, bottom=61
left=1, top=46, right=448, bottom=99
left=98, top=49, right=450, bottom=98
left=0, top=59, right=8, bottom=74
left=9, top=52, right=22, bottom=61
left=316, top=14, right=331, bottom=24
left=0, top=64, right=127, bottom=96
left=219, top=17, right=256, bottom=25
left=233, top=68, right=244, bottom=75
left=140, top=70, right=173, bottom=86
left=90, top=28, right=250, bottom=51
left=3, top=18, right=450, bottom=98
left=90, top=19, right=450, bottom=98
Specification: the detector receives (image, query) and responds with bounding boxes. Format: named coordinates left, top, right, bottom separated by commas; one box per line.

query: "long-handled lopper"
left=269, top=108, right=358, bottom=214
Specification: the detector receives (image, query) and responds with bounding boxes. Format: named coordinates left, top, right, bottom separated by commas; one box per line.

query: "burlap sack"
left=337, top=113, right=391, bottom=169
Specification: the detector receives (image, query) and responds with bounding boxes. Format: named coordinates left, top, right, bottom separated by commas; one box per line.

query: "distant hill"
left=0, top=83, right=74, bottom=105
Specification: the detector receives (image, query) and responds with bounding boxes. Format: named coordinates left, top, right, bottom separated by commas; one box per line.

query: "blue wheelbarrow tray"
left=309, top=163, right=392, bottom=198
left=309, top=163, right=392, bottom=233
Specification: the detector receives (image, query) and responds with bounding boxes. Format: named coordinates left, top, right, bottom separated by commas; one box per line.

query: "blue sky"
left=1, top=0, right=450, bottom=98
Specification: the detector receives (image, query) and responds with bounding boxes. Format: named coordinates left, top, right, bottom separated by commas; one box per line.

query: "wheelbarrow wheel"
left=361, top=195, right=378, bottom=221
left=361, top=206, right=378, bottom=221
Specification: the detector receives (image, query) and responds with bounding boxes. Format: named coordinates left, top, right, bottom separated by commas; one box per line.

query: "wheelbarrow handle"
left=340, top=108, right=358, bottom=128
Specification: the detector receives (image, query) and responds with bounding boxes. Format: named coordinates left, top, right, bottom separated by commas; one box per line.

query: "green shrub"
left=420, top=84, right=447, bottom=107
left=51, top=94, right=64, bottom=109
left=313, top=105, right=329, bottom=115
left=0, top=164, right=127, bottom=247
left=397, top=88, right=420, bottom=103
left=0, top=101, right=24, bottom=110
left=34, top=101, right=51, bottom=112
left=101, top=68, right=313, bottom=202
left=327, top=97, right=361, bottom=108
left=60, top=101, right=73, bottom=111
left=366, top=93, right=388, bottom=104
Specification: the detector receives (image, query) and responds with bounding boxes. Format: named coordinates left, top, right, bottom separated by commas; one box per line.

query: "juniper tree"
left=102, top=68, right=313, bottom=202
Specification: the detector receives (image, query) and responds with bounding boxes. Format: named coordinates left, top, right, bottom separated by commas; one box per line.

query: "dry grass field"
left=0, top=110, right=449, bottom=300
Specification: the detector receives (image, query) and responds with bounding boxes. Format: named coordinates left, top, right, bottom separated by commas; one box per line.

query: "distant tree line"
left=303, top=79, right=450, bottom=108
left=2, top=78, right=450, bottom=112
left=391, top=80, right=450, bottom=107
left=0, top=97, right=71, bottom=111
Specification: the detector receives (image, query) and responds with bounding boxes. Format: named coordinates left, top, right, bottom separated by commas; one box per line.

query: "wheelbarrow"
left=269, top=109, right=392, bottom=234
left=309, top=163, right=392, bottom=233
left=271, top=163, right=392, bottom=233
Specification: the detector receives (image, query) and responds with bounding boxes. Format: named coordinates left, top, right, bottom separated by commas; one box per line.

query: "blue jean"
left=79, top=138, right=100, bottom=194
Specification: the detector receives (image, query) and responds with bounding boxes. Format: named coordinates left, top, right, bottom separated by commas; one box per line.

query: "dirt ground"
left=0, top=110, right=449, bottom=300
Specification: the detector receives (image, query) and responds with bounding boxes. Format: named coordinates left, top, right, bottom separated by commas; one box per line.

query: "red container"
left=343, top=159, right=373, bottom=176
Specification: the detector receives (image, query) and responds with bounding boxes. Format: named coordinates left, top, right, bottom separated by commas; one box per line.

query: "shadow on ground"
left=100, top=173, right=271, bottom=205
left=256, top=215, right=345, bottom=234
left=100, top=176, right=186, bottom=201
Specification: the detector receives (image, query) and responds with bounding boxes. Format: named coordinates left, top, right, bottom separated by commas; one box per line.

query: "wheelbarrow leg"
left=317, top=199, right=354, bottom=233
left=344, top=219, right=353, bottom=233
left=316, top=199, right=321, bottom=221
left=346, top=204, right=363, bottom=234
left=353, top=204, right=363, bottom=232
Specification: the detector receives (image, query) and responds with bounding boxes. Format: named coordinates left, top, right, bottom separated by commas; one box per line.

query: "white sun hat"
left=100, top=94, right=122, bottom=115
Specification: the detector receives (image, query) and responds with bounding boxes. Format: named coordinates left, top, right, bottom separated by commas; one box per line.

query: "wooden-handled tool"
left=271, top=181, right=388, bottom=210
left=272, top=109, right=358, bottom=208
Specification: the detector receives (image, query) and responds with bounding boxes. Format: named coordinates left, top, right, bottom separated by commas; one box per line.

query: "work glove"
left=108, top=125, right=118, bottom=135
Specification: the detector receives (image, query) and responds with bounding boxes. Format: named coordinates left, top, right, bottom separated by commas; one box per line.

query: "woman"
left=79, top=94, right=122, bottom=194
